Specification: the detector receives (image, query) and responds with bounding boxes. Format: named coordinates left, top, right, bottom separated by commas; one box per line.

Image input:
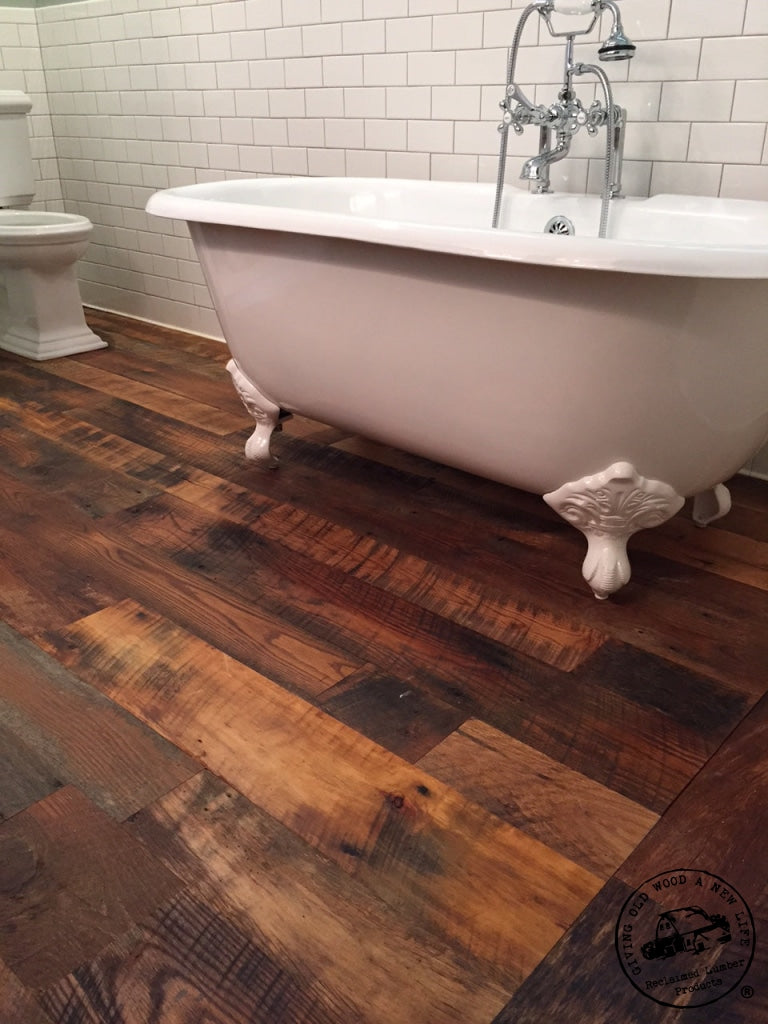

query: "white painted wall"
left=1, top=0, right=768, bottom=474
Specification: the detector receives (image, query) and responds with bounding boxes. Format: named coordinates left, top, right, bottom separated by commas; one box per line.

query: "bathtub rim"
left=146, top=177, right=768, bottom=280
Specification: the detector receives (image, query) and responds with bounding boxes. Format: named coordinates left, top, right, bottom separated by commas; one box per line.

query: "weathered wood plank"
left=127, top=771, right=511, bottom=1024
left=0, top=397, right=191, bottom=492
left=334, top=437, right=768, bottom=587
left=0, top=469, right=359, bottom=698
left=70, top=344, right=243, bottom=412
left=318, top=667, right=468, bottom=761
left=64, top=394, right=252, bottom=482
left=85, top=307, right=229, bottom=361
left=0, top=786, right=182, bottom=990
left=50, top=599, right=603, bottom=988
left=0, top=417, right=160, bottom=518
left=254, top=503, right=605, bottom=673
left=0, top=623, right=197, bottom=821
left=417, top=719, right=659, bottom=879
left=492, top=692, right=768, bottom=1023
left=34, top=358, right=246, bottom=435
left=255, top=436, right=768, bottom=689
left=634, top=512, right=768, bottom=591
left=0, top=960, right=51, bottom=1024
left=94, top=489, right=722, bottom=810
left=100, top=489, right=732, bottom=810
left=0, top=724, right=63, bottom=823
left=0, top=518, right=112, bottom=638
left=40, top=888, right=357, bottom=1024
left=0, top=356, right=95, bottom=412
left=103, top=489, right=601, bottom=673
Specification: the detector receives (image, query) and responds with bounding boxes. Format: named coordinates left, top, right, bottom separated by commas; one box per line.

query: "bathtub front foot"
left=226, top=358, right=281, bottom=468
left=544, top=462, right=685, bottom=599
left=692, top=483, right=731, bottom=527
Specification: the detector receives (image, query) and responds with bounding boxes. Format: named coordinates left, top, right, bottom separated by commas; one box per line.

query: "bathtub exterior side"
left=189, top=219, right=768, bottom=500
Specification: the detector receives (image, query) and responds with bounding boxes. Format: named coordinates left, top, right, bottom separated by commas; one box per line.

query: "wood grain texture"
left=0, top=470, right=360, bottom=699
left=0, top=623, right=196, bottom=821
left=493, top=692, right=768, bottom=1023
left=417, top=718, right=659, bottom=879
left=50, top=599, right=602, bottom=987
left=93, top=487, right=729, bottom=811
left=0, top=960, right=52, bottom=1024
left=40, top=890, right=358, bottom=1024
left=37, top=358, right=246, bottom=435
left=318, top=666, right=468, bottom=761
left=1, top=311, right=767, bottom=1022
left=254, top=503, right=605, bottom=672
left=128, top=771, right=511, bottom=1024
left=0, top=786, right=182, bottom=990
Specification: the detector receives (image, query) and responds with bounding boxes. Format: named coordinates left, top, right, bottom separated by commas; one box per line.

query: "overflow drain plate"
left=544, top=215, right=575, bottom=236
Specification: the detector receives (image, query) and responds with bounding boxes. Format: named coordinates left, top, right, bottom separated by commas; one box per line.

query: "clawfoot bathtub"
left=147, top=178, right=768, bottom=598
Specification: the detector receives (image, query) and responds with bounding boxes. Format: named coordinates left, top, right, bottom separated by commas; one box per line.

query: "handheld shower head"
left=597, top=1, right=636, bottom=61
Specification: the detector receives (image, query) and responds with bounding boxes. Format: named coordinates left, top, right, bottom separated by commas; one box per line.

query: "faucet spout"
left=520, top=130, right=572, bottom=192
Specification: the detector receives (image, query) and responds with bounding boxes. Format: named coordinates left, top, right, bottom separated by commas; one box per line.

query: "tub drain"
left=544, top=215, right=575, bottom=236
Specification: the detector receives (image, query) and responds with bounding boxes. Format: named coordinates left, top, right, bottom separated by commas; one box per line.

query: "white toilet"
left=0, top=91, right=105, bottom=360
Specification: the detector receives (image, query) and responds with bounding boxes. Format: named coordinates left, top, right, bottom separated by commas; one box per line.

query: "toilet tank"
left=0, top=91, right=35, bottom=208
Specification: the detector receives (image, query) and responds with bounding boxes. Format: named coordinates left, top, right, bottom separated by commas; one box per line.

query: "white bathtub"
left=147, top=178, right=768, bottom=598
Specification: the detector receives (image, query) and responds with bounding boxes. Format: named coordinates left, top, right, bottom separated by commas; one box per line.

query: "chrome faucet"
left=491, top=0, right=636, bottom=236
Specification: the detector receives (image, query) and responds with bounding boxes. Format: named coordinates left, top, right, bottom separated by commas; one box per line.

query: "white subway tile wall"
left=0, top=0, right=767, bottom=425
left=0, top=7, right=62, bottom=209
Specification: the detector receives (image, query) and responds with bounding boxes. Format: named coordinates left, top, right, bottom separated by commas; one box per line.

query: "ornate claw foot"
left=544, top=462, right=685, bottom=600
left=692, top=483, right=731, bottom=527
left=226, top=358, right=281, bottom=468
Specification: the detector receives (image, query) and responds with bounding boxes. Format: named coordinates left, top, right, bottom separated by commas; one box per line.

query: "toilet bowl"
left=0, top=91, right=105, bottom=360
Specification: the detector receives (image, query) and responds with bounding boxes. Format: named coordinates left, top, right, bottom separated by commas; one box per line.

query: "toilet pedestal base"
left=0, top=263, right=106, bottom=360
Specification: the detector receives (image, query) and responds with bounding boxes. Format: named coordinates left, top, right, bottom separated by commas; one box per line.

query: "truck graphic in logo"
left=641, top=906, right=731, bottom=961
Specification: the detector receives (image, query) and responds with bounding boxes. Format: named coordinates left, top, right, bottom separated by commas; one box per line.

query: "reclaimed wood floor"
left=0, top=308, right=766, bottom=1023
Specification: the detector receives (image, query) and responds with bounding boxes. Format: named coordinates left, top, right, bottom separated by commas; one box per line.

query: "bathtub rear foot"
left=226, top=358, right=281, bottom=468
left=544, top=462, right=685, bottom=600
left=692, top=483, right=731, bottom=527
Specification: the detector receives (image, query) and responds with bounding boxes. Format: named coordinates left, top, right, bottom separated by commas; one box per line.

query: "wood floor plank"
left=49, top=599, right=603, bottom=988
left=257, top=435, right=768, bottom=689
left=0, top=623, right=197, bottom=821
left=417, top=719, right=659, bottom=880
left=71, top=344, right=244, bottom=413
left=0, top=724, right=62, bottom=823
left=0, top=518, right=113, bottom=638
left=34, top=358, right=246, bottom=435
left=128, top=771, right=511, bottom=1024
left=0, top=397, right=191, bottom=493
left=64, top=394, right=252, bottom=483
left=634, top=511, right=768, bottom=591
left=254, top=503, right=605, bottom=673
left=335, top=437, right=768, bottom=588
left=105, top=489, right=602, bottom=674
left=83, top=310, right=231, bottom=380
left=0, top=786, right=183, bottom=990
left=492, top=692, right=768, bottom=1023
left=85, top=308, right=230, bottom=361
left=2, top=311, right=767, bottom=1020
left=94, top=489, right=721, bottom=809
left=318, top=667, right=468, bottom=761
left=0, top=469, right=360, bottom=699
left=40, top=889, right=356, bottom=1024
left=0, top=356, right=96, bottom=412
left=0, top=960, right=52, bottom=1024
left=0, top=418, right=160, bottom=518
